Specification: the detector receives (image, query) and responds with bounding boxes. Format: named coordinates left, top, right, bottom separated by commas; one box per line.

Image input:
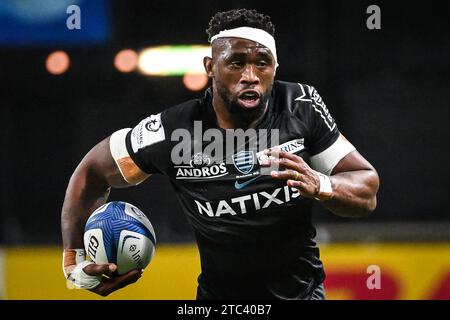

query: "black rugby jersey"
left=125, top=80, right=340, bottom=299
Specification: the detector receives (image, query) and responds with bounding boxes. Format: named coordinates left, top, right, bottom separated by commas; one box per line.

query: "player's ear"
left=203, top=56, right=214, bottom=78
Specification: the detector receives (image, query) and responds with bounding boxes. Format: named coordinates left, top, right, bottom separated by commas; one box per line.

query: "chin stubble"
left=217, top=85, right=270, bottom=123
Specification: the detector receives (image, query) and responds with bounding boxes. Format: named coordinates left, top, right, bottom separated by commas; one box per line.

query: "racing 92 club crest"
left=232, top=150, right=255, bottom=175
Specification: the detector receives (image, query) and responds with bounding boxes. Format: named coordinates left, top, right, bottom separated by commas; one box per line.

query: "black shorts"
left=196, top=271, right=326, bottom=300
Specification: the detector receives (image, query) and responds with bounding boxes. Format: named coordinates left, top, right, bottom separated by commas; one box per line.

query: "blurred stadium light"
left=138, top=45, right=210, bottom=76
left=114, top=49, right=138, bottom=73
left=183, top=73, right=209, bottom=91
left=46, top=50, right=70, bottom=75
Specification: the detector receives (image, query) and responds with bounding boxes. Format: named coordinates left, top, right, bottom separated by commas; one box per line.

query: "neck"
left=211, top=94, right=268, bottom=130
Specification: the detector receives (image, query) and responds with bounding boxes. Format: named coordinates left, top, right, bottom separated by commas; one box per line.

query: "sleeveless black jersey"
left=125, top=81, right=340, bottom=299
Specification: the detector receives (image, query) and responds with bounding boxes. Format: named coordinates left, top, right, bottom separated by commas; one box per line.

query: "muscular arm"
left=61, top=127, right=154, bottom=295
left=61, top=136, right=130, bottom=249
left=320, top=151, right=379, bottom=217
left=61, top=135, right=152, bottom=296
left=266, top=149, right=380, bottom=218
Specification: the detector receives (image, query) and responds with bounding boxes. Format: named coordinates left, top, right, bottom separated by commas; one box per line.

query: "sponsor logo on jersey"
left=131, top=113, right=165, bottom=152
left=234, top=176, right=261, bottom=190
left=190, top=152, right=211, bottom=166
left=256, top=138, right=305, bottom=164
left=309, top=87, right=336, bottom=131
left=175, top=153, right=228, bottom=180
left=295, top=84, right=336, bottom=131
left=194, top=185, right=301, bottom=217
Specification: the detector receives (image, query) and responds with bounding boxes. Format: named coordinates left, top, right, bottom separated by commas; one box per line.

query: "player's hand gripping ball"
left=84, top=201, right=156, bottom=275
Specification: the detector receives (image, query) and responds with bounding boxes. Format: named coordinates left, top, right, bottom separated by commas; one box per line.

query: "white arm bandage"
left=310, top=134, right=356, bottom=175
left=110, top=128, right=132, bottom=164
left=110, top=128, right=150, bottom=185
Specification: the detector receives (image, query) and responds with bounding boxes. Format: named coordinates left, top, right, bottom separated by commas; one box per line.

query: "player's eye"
left=230, top=61, right=244, bottom=68
left=257, top=60, right=268, bottom=68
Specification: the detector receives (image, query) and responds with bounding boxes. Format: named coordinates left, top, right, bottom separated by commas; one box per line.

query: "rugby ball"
left=84, top=201, right=156, bottom=275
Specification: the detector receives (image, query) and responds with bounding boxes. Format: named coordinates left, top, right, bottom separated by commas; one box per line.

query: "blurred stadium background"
left=0, top=0, right=449, bottom=299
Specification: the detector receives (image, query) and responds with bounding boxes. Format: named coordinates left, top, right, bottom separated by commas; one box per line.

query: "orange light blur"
left=182, top=73, right=209, bottom=91
left=46, top=51, right=70, bottom=75
left=114, top=49, right=138, bottom=73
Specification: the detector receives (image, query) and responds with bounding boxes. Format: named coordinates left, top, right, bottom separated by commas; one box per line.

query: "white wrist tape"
left=63, top=248, right=101, bottom=290
left=315, top=172, right=333, bottom=201
left=67, top=261, right=101, bottom=290
left=62, top=248, right=86, bottom=278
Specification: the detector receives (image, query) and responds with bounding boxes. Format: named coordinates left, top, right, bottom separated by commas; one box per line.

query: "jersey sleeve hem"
left=125, top=130, right=161, bottom=175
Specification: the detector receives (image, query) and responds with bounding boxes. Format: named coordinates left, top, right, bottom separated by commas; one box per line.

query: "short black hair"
left=206, top=9, right=275, bottom=42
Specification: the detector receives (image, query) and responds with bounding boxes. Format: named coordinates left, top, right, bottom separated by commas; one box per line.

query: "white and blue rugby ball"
left=84, top=201, right=156, bottom=275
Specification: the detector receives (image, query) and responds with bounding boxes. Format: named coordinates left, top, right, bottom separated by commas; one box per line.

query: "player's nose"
left=240, top=64, right=260, bottom=85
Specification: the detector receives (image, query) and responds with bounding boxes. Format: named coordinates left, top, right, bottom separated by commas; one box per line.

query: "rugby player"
left=61, top=9, right=379, bottom=299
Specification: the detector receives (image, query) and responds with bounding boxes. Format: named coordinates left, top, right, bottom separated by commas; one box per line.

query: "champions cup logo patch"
left=232, top=151, right=255, bottom=174
left=130, top=113, right=165, bottom=152
left=145, top=115, right=162, bottom=132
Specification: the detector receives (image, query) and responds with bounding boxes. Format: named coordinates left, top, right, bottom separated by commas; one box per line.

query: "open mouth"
left=238, top=90, right=260, bottom=108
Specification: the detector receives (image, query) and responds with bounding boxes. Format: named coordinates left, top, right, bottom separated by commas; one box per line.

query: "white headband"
left=210, top=26, right=278, bottom=67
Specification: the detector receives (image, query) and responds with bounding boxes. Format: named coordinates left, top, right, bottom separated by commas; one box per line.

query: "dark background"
left=1, top=0, right=449, bottom=244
